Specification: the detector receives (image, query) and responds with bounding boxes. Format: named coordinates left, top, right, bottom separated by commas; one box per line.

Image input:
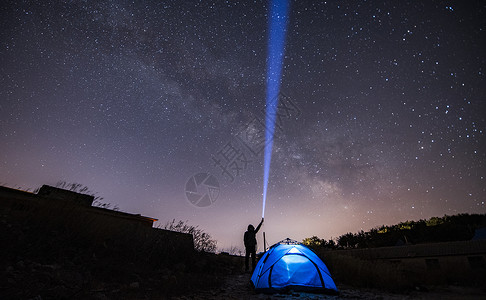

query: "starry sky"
left=1, top=0, right=485, bottom=251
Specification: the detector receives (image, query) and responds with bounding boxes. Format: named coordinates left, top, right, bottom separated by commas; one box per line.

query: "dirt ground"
left=173, top=273, right=486, bottom=300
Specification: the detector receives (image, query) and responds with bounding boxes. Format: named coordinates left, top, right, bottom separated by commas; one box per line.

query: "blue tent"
left=251, top=238, right=338, bottom=293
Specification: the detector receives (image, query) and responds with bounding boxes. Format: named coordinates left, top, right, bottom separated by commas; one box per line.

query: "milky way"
left=1, top=1, right=485, bottom=250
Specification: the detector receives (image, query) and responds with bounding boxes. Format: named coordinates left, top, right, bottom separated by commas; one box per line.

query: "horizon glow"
left=262, top=0, right=290, bottom=219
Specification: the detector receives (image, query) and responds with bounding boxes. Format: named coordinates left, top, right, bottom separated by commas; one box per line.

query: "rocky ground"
left=1, top=254, right=234, bottom=299
left=175, top=273, right=486, bottom=300
left=3, top=257, right=486, bottom=299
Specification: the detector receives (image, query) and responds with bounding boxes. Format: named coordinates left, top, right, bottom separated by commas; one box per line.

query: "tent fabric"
left=251, top=240, right=338, bottom=293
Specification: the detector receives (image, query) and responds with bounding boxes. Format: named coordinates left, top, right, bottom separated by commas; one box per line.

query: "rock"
left=92, top=292, right=108, bottom=300
left=159, top=267, right=171, bottom=276
left=34, top=271, right=52, bottom=290
left=32, top=262, right=42, bottom=269
left=49, top=285, right=70, bottom=299
left=148, top=277, right=162, bottom=285
left=129, top=282, right=140, bottom=289
left=129, top=273, right=142, bottom=282
left=169, top=275, right=178, bottom=285
left=174, top=262, right=186, bottom=273
left=42, top=264, right=61, bottom=271
left=57, top=269, right=84, bottom=288
left=194, top=259, right=207, bottom=269
left=16, top=260, right=25, bottom=269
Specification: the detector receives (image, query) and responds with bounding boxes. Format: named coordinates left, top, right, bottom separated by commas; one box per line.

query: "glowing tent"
left=251, top=238, right=338, bottom=294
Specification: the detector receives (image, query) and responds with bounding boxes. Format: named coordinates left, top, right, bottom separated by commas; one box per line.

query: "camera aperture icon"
left=185, top=173, right=220, bottom=207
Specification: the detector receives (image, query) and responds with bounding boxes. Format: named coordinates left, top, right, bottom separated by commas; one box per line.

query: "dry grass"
left=319, top=250, right=411, bottom=292
left=318, top=249, right=486, bottom=292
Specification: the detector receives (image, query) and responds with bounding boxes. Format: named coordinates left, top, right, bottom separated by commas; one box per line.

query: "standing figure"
left=244, top=218, right=264, bottom=272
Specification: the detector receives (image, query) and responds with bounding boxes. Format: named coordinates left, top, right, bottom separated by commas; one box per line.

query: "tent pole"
left=263, top=232, right=267, bottom=252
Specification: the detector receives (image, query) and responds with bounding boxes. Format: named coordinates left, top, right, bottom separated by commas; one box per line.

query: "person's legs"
left=251, top=250, right=256, bottom=271
left=245, top=248, right=250, bottom=271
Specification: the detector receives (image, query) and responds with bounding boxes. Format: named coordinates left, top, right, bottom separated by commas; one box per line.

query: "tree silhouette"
left=307, top=213, right=486, bottom=249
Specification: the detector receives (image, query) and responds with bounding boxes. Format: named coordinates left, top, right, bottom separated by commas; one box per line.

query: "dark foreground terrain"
left=0, top=198, right=240, bottom=299
left=1, top=192, right=485, bottom=299
left=175, top=272, right=486, bottom=300
left=3, top=250, right=485, bottom=300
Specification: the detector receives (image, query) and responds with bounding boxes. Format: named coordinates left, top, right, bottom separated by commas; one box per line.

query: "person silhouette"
left=244, top=218, right=264, bottom=272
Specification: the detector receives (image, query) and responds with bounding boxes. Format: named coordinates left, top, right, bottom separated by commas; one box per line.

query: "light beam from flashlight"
left=262, top=0, right=290, bottom=219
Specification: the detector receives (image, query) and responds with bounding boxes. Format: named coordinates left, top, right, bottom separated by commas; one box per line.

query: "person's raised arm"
left=255, top=218, right=264, bottom=233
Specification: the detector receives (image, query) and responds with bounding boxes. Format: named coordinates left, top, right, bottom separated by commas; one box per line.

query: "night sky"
left=1, top=1, right=485, bottom=251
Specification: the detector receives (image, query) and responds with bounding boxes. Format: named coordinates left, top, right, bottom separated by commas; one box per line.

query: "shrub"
left=163, top=219, right=217, bottom=253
